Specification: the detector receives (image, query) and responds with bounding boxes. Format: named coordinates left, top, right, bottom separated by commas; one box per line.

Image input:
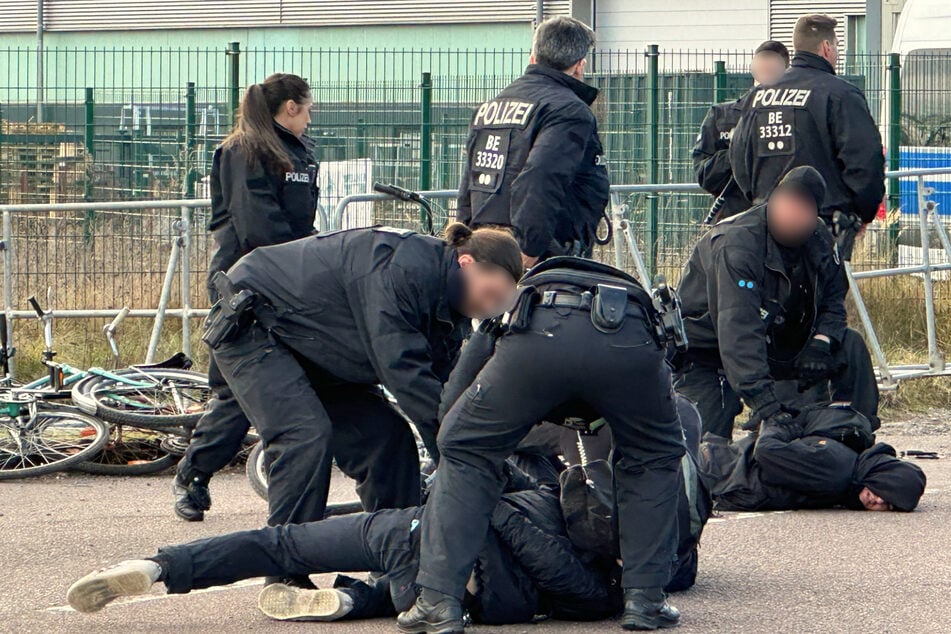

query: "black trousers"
left=676, top=327, right=881, bottom=439
left=417, top=307, right=685, bottom=598
left=176, top=355, right=251, bottom=480
left=155, top=507, right=420, bottom=615
left=212, top=324, right=421, bottom=526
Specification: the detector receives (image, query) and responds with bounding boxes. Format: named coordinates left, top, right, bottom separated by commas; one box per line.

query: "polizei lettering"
left=473, top=100, right=536, bottom=128
left=285, top=171, right=311, bottom=183
left=751, top=88, right=812, bottom=108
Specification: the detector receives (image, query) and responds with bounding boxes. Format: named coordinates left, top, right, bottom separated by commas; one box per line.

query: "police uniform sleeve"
left=510, top=104, right=596, bottom=257
left=728, top=112, right=755, bottom=203
left=692, top=106, right=733, bottom=197
left=813, top=250, right=849, bottom=345
left=350, top=264, right=444, bottom=460
left=456, top=130, right=476, bottom=225
left=830, top=89, right=885, bottom=223
left=219, top=148, right=298, bottom=250
left=709, top=244, right=779, bottom=410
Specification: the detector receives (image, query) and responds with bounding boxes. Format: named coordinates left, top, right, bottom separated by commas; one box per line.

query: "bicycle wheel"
left=246, top=440, right=269, bottom=501
left=73, top=425, right=179, bottom=476
left=71, top=368, right=211, bottom=430
left=0, top=405, right=110, bottom=480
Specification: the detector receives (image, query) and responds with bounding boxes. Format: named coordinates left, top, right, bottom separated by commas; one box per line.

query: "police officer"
left=398, top=257, right=687, bottom=633
left=173, top=74, right=320, bottom=522
left=457, top=16, right=609, bottom=267
left=203, top=224, right=520, bottom=568
left=729, top=14, right=885, bottom=258
left=692, top=40, right=789, bottom=222
left=675, top=167, right=880, bottom=441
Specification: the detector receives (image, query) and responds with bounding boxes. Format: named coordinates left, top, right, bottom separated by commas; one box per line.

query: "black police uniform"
left=414, top=258, right=686, bottom=604
left=675, top=205, right=879, bottom=439
left=152, top=456, right=621, bottom=625
left=729, top=51, right=885, bottom=224
left=457, top=65, right=610, bottom=259
left=176, top=123, right=319, bottom=493
left=207, top=227, right=468, bottom=528
left=691, top=98, right=752, bottom=221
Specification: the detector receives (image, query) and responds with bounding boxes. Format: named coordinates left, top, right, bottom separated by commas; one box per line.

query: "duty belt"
left=535, top=290, right=648, bottom=322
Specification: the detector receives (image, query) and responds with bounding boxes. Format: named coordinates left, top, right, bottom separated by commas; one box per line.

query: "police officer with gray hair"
left=457, top=16, right=609, bottom=268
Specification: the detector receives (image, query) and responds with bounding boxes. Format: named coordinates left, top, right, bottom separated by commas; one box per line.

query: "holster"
left=590, top=284, right=628, bottom=333
left=505, top=285, right=538, bottom=333
left=202, top=272, right=257, bottom=349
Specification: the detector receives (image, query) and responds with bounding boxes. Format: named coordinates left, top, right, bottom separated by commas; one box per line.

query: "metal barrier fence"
left=1, top=167, right=949, bottom=385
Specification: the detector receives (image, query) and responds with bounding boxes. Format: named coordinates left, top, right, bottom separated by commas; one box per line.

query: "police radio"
left=650, top=275, right=688, bottom=353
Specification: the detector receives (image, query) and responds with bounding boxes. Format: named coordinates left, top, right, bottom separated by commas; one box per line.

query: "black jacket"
left=227, top=228, right=468, bottom=455
left=677, top=205, right=848, bottom=411
left=457, top=65, right=610, bottom=258
left=692, top=98, right=752, bottom=220
left=207, top=123, right=319, bottom=295
left=729, top=52, right=885, bottom=223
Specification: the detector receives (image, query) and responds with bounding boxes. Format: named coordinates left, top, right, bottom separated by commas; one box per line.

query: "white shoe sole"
left=257, top=585, right=351, bottom=622
left=66, top=565, right=154, bottom=613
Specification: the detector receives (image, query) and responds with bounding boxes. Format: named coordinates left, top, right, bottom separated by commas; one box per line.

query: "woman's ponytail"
left=445, top=222, right=523, bottom=282
left=221, top=73, right=311, bottom=173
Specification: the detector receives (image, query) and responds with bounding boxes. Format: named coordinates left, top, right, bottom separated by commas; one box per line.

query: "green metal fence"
left=0, top=46, right=949, bottom=311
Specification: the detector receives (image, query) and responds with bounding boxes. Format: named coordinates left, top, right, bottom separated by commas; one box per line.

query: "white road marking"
left=44, top=577, right=265, bottom=612
left=708, top=510, right=791, bottom=524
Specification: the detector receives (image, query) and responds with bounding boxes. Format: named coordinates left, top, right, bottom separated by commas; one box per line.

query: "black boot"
left=622, top=588, right=680, bottom=631
left=172, top=472, right=211, bottom=522
left=397, top=588, right=464, bottom=634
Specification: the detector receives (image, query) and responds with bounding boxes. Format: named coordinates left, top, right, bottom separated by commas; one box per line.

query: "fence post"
left=887, top=53, right=901, bottom=213
left=645, top=44, right=660, bottom=277
left=184, top=82, right=196, bottom=199
left=2, top=210, right=13, bottom=377
left=226, top=42, right=241, bottom=126
left=713, top=60, right=727, bottom=104
left=356, top=117, right=367, bottom=158
left=0, top=101, right=4, bottom=200
left=420, top=72, right=433, bottom=205
left=179, top=206, right=192, bottom=359
left=84, top=88, right=94, bottom=200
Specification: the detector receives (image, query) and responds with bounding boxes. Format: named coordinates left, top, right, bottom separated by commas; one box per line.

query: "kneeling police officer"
left=399, top=257, right=688, bottom=633
left=201, top=224, right=522, bottom=583
left=676, top=166, right=880, bottom=441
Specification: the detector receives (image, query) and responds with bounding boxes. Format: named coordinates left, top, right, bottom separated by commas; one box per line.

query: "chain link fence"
left=0, top=46, right=949, bottom=311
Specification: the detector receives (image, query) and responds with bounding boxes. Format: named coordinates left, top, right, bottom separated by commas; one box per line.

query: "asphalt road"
left=1, top=420, right=949, bottom=634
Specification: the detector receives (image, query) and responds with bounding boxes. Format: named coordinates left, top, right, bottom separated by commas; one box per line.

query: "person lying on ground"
left=66, top=453, right=623, bottom=626
left=699, top=404, right=926, bottom=512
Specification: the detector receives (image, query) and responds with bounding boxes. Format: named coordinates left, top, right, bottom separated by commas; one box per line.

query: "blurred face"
left=275, top=97, right=312, bottom=137
left=751, top=53, right=787, bottom=85
left=859, top=487, right=893, bottom=512
left=457, top=254, right=517, bottom=319
left=767, top=189, right=819, bottom=247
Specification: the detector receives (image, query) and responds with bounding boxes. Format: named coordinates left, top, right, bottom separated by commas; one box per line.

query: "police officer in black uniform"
left=692, top=41, right=789, bottom=222
left=202, top=224, right=521, bottom=551
left=398, top=258, right=687, bottom=633
left=729, top=14, right=885, bottom=258
left=457, top=16, right=609, bottom=267
left=675, top=167, right=880, bottom=441
left=174, top=74, right=320, bottom=522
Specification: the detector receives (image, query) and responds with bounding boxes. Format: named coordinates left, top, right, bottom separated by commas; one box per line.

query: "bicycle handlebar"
left=373, top=182, right=420, bottom=201
left=105, top=307, right=131, bottom=334
left=27, top=296, right=45, bottom=320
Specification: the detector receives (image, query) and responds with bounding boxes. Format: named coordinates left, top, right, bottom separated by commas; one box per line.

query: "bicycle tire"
left=0, top=407, right=110, bottom=480
left=74, top=425, right=179, bottom=476
left=246, top=440, right=269, bottom=501
left=71, top=368, right=211, bottom=430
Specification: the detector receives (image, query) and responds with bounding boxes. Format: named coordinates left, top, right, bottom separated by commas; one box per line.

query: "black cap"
left=773, top=165, right=827, bottom=211
left=755, top=40, right=790, bottom=65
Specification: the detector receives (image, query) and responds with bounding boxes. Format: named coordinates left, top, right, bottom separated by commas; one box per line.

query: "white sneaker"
left=67, top=560, right=160, bottom=613
left=258, top=584, right=354, bottom=622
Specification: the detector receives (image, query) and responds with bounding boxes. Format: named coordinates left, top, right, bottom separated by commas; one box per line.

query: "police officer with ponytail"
left=198, top=222, right=521, bottom=587
left=173, top=73, right=319, bottom=521
left=457, top=16, right=609, bottom=267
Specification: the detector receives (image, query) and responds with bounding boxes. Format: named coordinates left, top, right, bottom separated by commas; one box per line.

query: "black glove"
left=742, top=401, right=796, bottom=431
left=832, top=210, right=862, bottom=261
left=796, top=337, right=834, bottom=392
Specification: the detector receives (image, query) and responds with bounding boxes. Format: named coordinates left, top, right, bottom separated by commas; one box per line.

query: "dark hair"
left=793, top=14, right=838, bottom=54
left=444, top=222, right=523, bottom=282
left=532, top=16, right=595, bottom=71
left=755, top=40, right=790, bottom=66
left=221, top=73, right=311, bottom=173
